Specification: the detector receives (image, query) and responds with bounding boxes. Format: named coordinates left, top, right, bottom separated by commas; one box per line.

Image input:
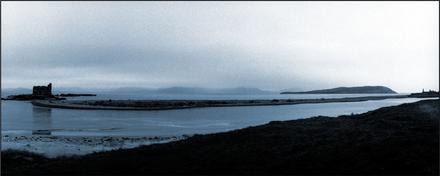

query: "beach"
left=2, top=135, right=187, bottom=158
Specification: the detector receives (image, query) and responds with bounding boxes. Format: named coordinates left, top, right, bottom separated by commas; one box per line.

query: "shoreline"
left=29, top=94, right=426, bottom=110
left=1, top=134, right=188, bottom=158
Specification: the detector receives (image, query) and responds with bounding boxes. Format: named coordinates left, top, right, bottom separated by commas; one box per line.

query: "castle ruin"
left=33, top=83, right=52, bottom=97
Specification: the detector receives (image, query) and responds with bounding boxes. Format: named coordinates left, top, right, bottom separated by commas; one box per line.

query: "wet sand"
left=2, top=135, right=188, bottom=158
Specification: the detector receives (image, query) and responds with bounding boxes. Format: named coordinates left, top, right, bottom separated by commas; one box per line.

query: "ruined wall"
left=32, top=83, right=52, bottom=97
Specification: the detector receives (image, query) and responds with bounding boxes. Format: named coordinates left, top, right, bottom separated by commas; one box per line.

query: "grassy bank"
left=2, top=99, right=439, bottom=175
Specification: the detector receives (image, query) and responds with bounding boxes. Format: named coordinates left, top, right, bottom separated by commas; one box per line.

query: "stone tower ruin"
left=32, top=83, right=52, bottom=97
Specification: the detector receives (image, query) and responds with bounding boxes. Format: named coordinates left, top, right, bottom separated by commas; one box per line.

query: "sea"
left=1, top=93, right=436, bottom=156
left=1, top=93, right=430, bottom=136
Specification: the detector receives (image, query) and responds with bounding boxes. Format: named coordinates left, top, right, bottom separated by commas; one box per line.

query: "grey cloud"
left=1, top=2, right=438, bottom=92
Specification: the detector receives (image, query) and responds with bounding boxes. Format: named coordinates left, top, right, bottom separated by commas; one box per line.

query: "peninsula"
left=31, top=93, right=438, bottom=110
left=281, top=86, right=397, bottom=94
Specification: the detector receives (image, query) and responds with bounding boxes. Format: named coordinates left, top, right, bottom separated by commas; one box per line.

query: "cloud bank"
left=2, top=2, right=438, bottom=92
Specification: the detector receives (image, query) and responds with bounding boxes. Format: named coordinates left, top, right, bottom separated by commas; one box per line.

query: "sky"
left=1, top=1, right=439, bottom=93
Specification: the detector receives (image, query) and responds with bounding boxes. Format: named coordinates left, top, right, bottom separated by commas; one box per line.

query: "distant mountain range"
left=1, top=88, right=32, bottom=96
left=160, top=87, right=274, bottom=95
left=281, top=86, right=397, bottom=94
left=108, top=87, right=276, bottom=95
left=1, top=87, right=276, bottom=96
left=2, top=86, right=399, bottom=97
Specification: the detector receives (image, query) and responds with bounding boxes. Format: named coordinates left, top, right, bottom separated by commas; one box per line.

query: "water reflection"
left=32, top=106, right=52, bottom=135
left=0, top=97, right=429, bottom=136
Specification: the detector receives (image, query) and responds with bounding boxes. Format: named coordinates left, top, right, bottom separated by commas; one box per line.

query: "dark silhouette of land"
left=410, top=89, right=440, bottom=98
left=1, top=83, right=95, bottom=101
left=2, top=99, right=438, bottom=175
left=0, top=94, right=65, bottom=101
left=56, top=93, right=96, bottom=97
left=281, top=86, right=397, bottom=94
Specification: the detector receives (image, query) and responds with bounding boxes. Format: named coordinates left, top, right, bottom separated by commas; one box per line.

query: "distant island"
left=281, top=86, right=397, bottom=94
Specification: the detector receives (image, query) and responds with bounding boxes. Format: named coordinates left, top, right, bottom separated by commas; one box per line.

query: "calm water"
left=66, top=93, right=403, bottom=100
left=1, top=93, right=429, bottom=137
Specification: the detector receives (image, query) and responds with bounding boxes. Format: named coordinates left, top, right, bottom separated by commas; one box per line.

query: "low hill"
left=281, top=86, right=397, bottom=94
left=2, top=100, right=438, bottom=175
left=1, top=88, right=32, bottom=97
left=108, top=87, right=275, bottom=95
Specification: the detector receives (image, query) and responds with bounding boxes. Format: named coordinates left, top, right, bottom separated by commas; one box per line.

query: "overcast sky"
left=1, top=2, right=438, bottom=92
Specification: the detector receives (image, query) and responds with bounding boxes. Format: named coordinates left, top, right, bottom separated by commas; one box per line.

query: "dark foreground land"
left=2, top=100, right=439, bottom=175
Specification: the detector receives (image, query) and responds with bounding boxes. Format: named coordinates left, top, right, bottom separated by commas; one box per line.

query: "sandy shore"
left=1, top=135, right=188, bottom=158
left=31, top=95, right=412, bottom=110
